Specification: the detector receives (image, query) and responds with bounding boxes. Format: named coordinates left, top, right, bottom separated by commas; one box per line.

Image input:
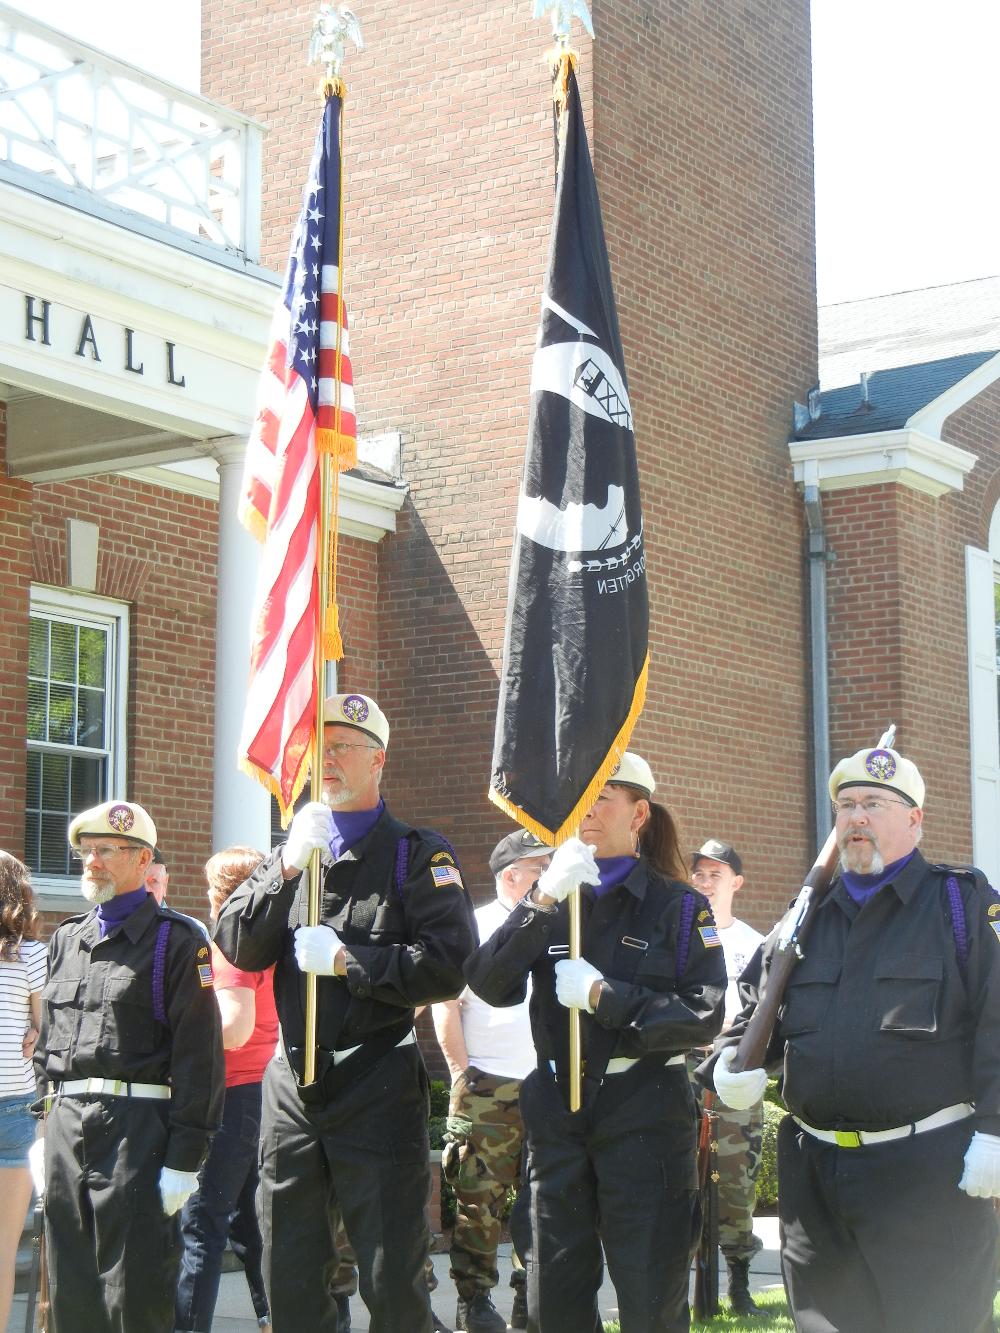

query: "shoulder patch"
left=697, top=909, right=711, bottom=923
left=698, top=925, right=722, bottom=948
left=431, top=864, right=464, bottom=890
left=197, top=945, right=210, bottom=958
left=197, top=960, right=214, bottom=988
left=988, top=904, right=1000, bottom=918
left=431, top=851, right=455, bottom=865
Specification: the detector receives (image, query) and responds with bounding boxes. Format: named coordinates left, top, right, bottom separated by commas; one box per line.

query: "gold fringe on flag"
left=488, top=652, right=650, bottom=845
left=323, top=455, right=345, bottom=662
left=319, top=75, right=346, bottom=100
left=239, top=744, right=312, bottom=829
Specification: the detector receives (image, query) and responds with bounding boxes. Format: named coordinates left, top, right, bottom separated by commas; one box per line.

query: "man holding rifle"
left=214, top=693, right=478, bottom=1333
left=708, top=744, right=1000, bottom=1333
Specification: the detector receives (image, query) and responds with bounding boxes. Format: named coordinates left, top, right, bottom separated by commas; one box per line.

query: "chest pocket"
left=779, top=958, right=841, bottom=1037
left=102, top=976, right=159, bottom=1054
left=633, top=947, right=676, bottom=991
left=874, top=954, right=942, bottom=1036
left=43, top=978, right=81, bottom=1052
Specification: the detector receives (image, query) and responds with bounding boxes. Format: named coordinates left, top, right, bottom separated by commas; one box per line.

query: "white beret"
left=828, top=746, right=925, bottom=809
left=323, top=693, right=389, bottom=749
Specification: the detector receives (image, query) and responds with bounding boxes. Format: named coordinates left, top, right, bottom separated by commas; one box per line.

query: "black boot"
left=510, top=1281, right=528, bottom=1330
left=334, top=1292, right=352, bottom=1332
left=455, top=1290, right=507, bottom=1332
left=727, top=1257, right=762, bottom=1316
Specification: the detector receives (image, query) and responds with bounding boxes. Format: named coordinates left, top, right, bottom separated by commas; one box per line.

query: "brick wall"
left=822, top=375, right=1000, bottom=867
left=202, top=0, right=818, bottom=941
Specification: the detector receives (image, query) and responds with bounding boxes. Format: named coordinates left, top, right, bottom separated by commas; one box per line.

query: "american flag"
left=238, top=93, right=356, bottom=821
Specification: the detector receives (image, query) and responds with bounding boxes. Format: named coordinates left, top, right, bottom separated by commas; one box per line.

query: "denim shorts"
left=0, top=1093, right=37, bottom=1168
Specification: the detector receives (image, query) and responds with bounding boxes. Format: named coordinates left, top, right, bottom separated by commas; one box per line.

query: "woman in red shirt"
left=175, top=847, right=279, bottom=1333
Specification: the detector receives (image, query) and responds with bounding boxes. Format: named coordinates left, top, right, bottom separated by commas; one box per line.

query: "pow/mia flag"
left=489, top=64, right=649, bottom=845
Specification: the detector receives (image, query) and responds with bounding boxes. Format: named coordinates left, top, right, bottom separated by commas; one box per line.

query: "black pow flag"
left=490, top=64, right=649, bottom=844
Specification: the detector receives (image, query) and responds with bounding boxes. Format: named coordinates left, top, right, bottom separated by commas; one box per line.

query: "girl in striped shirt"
left=0, top=851, right=46, bottom=1331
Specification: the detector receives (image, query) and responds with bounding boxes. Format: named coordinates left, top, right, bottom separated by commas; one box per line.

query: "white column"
left=211, top=436, right=272, bottom=853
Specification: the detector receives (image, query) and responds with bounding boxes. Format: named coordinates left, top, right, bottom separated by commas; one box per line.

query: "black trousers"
left=778, top=1114, right=997, bottom=1333
left=44, top=1095, right=178, bottom=1333
left=259, top=1045, right=434, bottom=1333
left=519, top=1062, right=700, bottom=1333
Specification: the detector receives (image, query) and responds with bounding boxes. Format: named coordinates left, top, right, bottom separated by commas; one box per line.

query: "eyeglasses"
left=833, top=797, right=911, bottom=817
left=322, top=742, right=379, bottom=758
left=71, top=843, right=138, bottom=864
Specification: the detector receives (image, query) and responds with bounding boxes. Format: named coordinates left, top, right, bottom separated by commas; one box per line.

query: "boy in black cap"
left=690, top=839, right=765, bottom=1315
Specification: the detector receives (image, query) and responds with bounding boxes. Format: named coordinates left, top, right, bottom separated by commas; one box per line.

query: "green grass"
left=602, top=1287, right=793, bottom=1332
left=602, top=1286, right=1000, bottom=1331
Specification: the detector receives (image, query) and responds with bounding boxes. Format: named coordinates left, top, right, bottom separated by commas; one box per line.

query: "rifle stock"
left=731, top=826, right=840, bottom=1073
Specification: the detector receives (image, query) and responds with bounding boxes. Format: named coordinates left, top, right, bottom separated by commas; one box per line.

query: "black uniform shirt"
left=34, top=895, right=225, bottom=1172
left=726, top=850, right=1000, bottom=1134
left=213, top=807, right=478, bottom=1058
left=464, top=858, right=727, bottom=1083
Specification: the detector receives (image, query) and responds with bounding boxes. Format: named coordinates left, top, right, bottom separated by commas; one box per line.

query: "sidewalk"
left=6, top=1217, right=782, bottom=1332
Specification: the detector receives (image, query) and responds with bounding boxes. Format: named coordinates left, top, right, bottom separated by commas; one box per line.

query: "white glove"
left=28, top=1138, right=45, bottom=1198
left=294, top=924, right=343, bottom=975
left=281, top=801, right=334, bottom=874
left=713, top=1045, right=767, bottom=1111
left=554, top=957, right=603, bottom=1013
left=537, top=838, right=600, bottom=903
left=159, top=1166, right=200, bottom=1216
left=959, top=1131, right=1000, bottom=1198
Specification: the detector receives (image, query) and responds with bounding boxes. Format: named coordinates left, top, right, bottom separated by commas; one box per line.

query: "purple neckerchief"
left=95, top=887, right=149, bottom=939
left=842, top=850, right=917, bottom=905
left=593, top=856, right=636, bottom=898
left=329, top=799, right=384, bottom=861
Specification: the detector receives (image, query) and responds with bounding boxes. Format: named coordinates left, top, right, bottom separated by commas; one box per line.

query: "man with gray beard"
left=707, top=745, right=1000, bottom=1333
left=34, top=800, right=224, bottom=1333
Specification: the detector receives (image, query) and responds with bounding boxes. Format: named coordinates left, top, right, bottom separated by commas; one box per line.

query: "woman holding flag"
left=466, top=753, right=727, bottom=1333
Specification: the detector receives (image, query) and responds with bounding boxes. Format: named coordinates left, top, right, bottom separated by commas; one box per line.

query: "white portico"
left=0, top=6, right=404, bottom=887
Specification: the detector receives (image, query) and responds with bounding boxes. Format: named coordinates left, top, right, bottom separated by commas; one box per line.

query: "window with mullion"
left=25, top=594, right=125, bottom=881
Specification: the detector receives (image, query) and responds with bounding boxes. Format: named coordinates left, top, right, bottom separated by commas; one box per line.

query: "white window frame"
left=966, top=527, right=1000, bottom=889
left=28, top=586, right=130, bottom=905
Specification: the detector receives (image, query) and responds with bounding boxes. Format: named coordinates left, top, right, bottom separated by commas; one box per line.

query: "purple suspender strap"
left=945, top=875, right=969, bottom=984
left=152, top=918, right=172, bottom=1026
left=675, top=890, right=696, bottom=977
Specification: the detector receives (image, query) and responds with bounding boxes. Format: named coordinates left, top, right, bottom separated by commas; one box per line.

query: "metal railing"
left=0, top=3, right=263, bottom=263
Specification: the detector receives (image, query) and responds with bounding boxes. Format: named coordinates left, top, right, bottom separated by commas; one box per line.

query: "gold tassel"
left=319, top=75, right=346, bottom=101
left=546, top=46, right=579, bottom=115
left=315, top=429, right=358, bottom=469
left=323, top=602, right=344, bottom=661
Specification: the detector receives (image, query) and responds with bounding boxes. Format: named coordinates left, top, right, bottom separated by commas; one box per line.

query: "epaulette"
left=928, top=864, right=996, bottom=897
left=157, top=905, right=212, bottom=939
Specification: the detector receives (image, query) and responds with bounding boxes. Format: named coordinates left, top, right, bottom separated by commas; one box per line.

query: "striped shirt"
left=1, top=940, right=47, bottom=1096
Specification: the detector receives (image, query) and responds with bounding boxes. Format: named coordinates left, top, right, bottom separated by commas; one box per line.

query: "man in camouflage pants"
left=691, top=839, right=765, bottom=1317
left=432, top=831, right=551, bottom=1333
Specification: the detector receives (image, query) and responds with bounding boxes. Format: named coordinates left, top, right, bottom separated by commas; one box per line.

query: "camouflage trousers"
left=442, top=1066, right=526, bottom=1300
left=689, top=1061, right=764, bottom=1263
left=330, top=1227, right=436, bottom=1297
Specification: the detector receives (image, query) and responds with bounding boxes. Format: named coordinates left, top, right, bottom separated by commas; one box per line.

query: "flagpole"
left=301, top=3, right=364, bottom=1087
left=303, top=454, right=334, bottom=1086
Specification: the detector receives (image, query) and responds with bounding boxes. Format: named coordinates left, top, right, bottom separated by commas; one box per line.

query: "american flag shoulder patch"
left=698, top=925, right=721, bottom=948
left=431, top=864, right=464, bottom=890
left=990, top=920, right=1000, bottom=943
left=197, top=962, right=214, bottom=988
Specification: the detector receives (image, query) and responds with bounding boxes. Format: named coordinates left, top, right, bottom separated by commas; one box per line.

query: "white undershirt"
left=458, top=899, right=536, bottom=1081
left=719, top=918, right=764, bottom=1028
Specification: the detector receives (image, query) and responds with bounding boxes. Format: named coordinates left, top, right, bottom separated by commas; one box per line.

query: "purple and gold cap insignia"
left=107, top=803, right=135, bottom=833
left=341, top=695, right=370, bottom=725
left=865, top=749, right=897, bottom=782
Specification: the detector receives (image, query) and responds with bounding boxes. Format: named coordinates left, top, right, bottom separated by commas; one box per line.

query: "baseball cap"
left=489, top=829, right=552, bottom=876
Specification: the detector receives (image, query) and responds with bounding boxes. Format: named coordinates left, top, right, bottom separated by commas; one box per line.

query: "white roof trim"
left=907, top=350, right=1000, bottom=437
left=788, top=428, right=977, bottom=498
left=117, top=463, right=407, bottom=542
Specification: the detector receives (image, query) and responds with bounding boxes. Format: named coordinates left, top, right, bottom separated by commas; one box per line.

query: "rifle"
left=730, top=724, right=896, bottom=1073
left=692, top=1088, right=720, bottom=1320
